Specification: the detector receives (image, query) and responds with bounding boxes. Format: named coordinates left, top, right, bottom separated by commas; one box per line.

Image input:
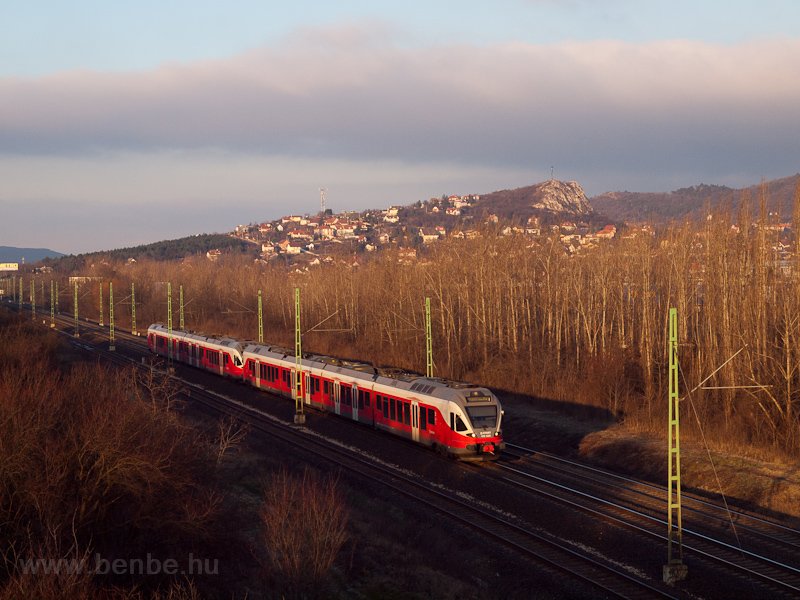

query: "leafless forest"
left=33, top=184, right=800, bottom=460
left=0, top=314, right=348, bottom=598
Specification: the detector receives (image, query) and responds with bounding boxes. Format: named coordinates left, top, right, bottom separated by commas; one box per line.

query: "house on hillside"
left=596, top=225, right=617, bottom=239
left=419, top=228, right=441, bottom=244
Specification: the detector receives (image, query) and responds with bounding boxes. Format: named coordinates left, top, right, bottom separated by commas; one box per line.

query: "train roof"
left=148, top=324, right=243, bottom=354
left=242, top=343, right=488, bottom=399
left=149, top=324, right=493, bottom=401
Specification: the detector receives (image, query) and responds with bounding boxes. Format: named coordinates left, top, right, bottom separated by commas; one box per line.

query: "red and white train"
left=147, top=323, right=504, bottom=460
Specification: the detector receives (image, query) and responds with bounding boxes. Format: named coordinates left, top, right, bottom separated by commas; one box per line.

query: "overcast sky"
left=2, top=0, right=799, bottom=253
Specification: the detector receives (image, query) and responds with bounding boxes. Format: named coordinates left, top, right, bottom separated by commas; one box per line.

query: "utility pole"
left=109, top=282, right=115, bottom=351
left=18, top=277, right=22, bottom=311
left=12, top=275, right=16, bottom=303
left=55, top=281, right=59, bottom=314
left=294, top=287, right=305, bottom=425
left=258, top=289, right=264, bottom=344
left=425, top=297, right=434, bottom=378
left=99, top=282, right=104, bottom=326
left=179, top=284, right=185, bottom=330
left=30, top=279, right=35, bottom=321
left=664, top=307, right=688, bottom=584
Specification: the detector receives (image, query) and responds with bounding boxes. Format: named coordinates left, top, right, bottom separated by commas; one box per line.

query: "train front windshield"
left=466, top=405, right=498, bottom=429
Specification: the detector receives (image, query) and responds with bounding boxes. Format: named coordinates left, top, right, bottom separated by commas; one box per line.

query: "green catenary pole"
left=425, top=297, right=433, bottom=378
left=130, top=282, right=137, bottom=335
left=663, top=307, right=687, bottom=584
left=73, top=281, right=79, bottom=337
left=50, top=280, right=55, bottom=328
left=109, top=282, right=115, bottom=351
left=167, top=282, right=173, bottom=360
left=294, top=287, right=305, bottom=425
left=179, top=284, right=185, bottom=330
left=258, top=289, right=264, bottom=344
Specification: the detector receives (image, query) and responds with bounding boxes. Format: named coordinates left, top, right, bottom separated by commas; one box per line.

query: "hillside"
left=47, top=233, right=256, bottom=270
left=471, top=179, right=605, bottom=226
left=0, top=246, right=64, bottom=263
left=591, top=174, right=800, bottom=223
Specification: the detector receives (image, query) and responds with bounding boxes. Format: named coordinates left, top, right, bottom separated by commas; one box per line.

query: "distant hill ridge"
left=0, top=246, right=64, bottom=263
left=590, top=174, right=800, bottom=223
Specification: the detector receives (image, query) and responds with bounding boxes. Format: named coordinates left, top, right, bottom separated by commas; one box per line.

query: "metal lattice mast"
left=50, top=280, right=55, bottom=328
left=130, top=282, right=137, bottom=335
left=425, top=297, right=434, bottom=378
left=99, top=282, right=104, bottom=326
left=18, top=277, right=22, bottom=311
left=30, top=279, right=35, bottom=320
left=73, top=281, right=79, bottom=337
left=664, top=307, right=688, bottom=584
left=167, top=282, right=173, bottom=360
left=294, top=287, right=305, bottom=424
left=55, top=281, right=59, bottom=313
left=258, top=289, right=264, bottom=343
left=179, top=284, right=185, bottom=330
left=12, top=275, right=16, bottom=303
left=109, top=282, right=115, bottom=351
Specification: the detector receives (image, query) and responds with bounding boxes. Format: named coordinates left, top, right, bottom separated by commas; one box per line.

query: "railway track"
left=9, top=301, right=800, bottom=597
left=9, top=304, right=682, bottom=599
left=492, top=444, right=800, bottom=597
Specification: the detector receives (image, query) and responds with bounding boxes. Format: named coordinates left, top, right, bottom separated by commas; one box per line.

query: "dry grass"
left=579, top=425, right=800, bottom=520
left=258, top=468, right=349, bottom=598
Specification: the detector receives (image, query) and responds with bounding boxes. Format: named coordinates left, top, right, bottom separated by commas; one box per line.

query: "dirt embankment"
left=501, top=393, right=800, bottom=523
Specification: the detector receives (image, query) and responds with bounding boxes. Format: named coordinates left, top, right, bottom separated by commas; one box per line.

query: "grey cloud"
left=2, top=34, right=799, bottom=192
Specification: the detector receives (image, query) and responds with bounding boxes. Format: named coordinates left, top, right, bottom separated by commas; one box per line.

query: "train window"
left=389, top=398, right=396, bottom=421
left=249, top=362, right=255, bottom=376
left=375, top=395, right=382, bottom=413
left=364, top=391, right=370, bottom=408
left=342, top=386, right=351, bottom=406
left=224, top=354, right=230, bottom=365
left=420, top=407, right=427, bottom=430
left=383, top=397, right=389, bottom=416
left=356, top=390, right=363, bottom=410
left=428, top=408, right=435, bottom=425
left=403, top=403, right=410, bottom=426
left=466, top=405, right=498, bottom=429
left=234, top=356, right=242, bottom=367
left=455, top=414, right=469, bottom=433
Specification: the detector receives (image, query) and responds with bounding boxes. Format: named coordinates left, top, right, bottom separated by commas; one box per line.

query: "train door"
left=304, top=372, right=312, bottom=404
left=333, top=381, right=341, bottom=415
left=352, top=387, right=359, bottom=422
left=411, top=400, right=420, bottom=442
